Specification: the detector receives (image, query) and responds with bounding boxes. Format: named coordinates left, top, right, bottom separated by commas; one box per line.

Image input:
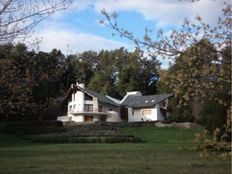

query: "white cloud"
left=33, top=29, right=132, bottom=54
left=74, top=0, right=228, bottom=27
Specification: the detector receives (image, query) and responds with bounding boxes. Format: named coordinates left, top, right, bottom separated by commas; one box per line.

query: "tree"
left=88, top=48, right=160, bottom=98
left=100, top=1, right=231, bottom=104
left=0, top=43, right=65, bottom=120
left=59, top=54, right=80, bottom=92
left=116, top=48, right=160, bottom=97
left=101, top=1, right=231, bottom=157
left=30, top=49, right=65, bottom=120
left=0, top=43, right=36, bottom=120
left=0, top=0, right=72, bottom=43
left=59, top=51, right=98, bottom=93
left=76, top=51, right=98, bottom=85
left=157, top=39, right=229, bottom=128
left=88, top=49, right=116, bottom=96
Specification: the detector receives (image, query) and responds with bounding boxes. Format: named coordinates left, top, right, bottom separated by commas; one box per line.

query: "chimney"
left=120, top=91, right=142, bottom=104
left=126, top=91, right=142, bottom=96
left=78, top=83, right=85, bottom=89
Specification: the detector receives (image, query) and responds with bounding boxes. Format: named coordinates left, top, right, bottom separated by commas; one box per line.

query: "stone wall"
left=64, top=121, right=203, bottom=129
left=155, top=122, right=204, bottom=129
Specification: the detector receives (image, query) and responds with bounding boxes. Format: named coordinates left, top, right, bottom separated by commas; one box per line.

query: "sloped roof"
left=84, top=88, right=120, bottom=106
left=121, top=93, right=174, bottom=108
left=106, top=95, right=121, bottom=104
left=66, top=85, right=120, bottom=107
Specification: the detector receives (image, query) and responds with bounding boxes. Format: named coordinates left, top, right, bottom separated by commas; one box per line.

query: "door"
left=84, top=116, right=93, bottom=122
left=121, top=106, right=128, bottom=121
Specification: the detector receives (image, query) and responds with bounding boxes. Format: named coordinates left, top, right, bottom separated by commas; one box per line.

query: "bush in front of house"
left=27, top=133, right=142, bottom=143
left=26, top=124, right=142, bottom=143
left=4, top=120, right=64, bottom=134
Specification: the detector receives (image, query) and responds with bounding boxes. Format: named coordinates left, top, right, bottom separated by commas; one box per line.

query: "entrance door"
left=121, top=106, right=128, bottom=121
left=84, top=116, right=93, bottom=122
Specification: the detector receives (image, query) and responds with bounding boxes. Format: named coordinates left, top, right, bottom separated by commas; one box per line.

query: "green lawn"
left=0, top=127, right=230, bottom=174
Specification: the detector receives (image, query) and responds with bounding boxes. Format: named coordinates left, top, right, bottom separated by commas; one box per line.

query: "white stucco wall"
left=71, top=115, right=84, bottom=122
left=67, top=84, right=120, bottom=122
left=75, top=90, right=84, bottom=112
left=128, top=104, right=165, bottom=122
left=67, top=89, right=85, bottom=122
left=93, top=97, right=98, bottom=111
left=156, top=104, right=165, bottom=121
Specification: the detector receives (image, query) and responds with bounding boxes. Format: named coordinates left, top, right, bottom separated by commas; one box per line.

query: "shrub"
left=26, top=124, right=142, bottom=143
left=28, top=134, right=142, bottom=143
left=4, top=121, right=64, bottom=134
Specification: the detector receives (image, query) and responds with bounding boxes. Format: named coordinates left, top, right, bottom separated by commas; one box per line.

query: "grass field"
left=0, top=127, right=230, bottom=174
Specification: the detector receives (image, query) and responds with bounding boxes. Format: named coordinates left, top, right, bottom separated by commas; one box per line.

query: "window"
left=69, top=105, right=72, bottom=112
left=132, top=110, right=134, bottom=116
left=142, top=109, right=151, bottom=115
left=72, top=93, right=75, bottom=101
left=84, top=104, right=93, bottom=112
left=99, top=105, right=103, bottom=112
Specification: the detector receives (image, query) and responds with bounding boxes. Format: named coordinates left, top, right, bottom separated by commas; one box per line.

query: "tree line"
left=0, top=0, right=230, bottom=158
left=0, top=39, right=230, bottom=135
left=0, top=44, right=160, bottom=121
left=101, top=0, right=231, bottom=149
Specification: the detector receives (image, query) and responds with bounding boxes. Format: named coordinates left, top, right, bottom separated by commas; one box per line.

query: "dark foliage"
left=26, top=124, right=142, bottom=143
left=4, top=121, right=64, bottom=135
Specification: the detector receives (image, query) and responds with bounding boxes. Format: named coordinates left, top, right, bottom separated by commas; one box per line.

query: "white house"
left=120, top=91, right=173, bottom=122
left=66, top=82, right=121, bottom=123
left=61, top=82, right=173, bottom=123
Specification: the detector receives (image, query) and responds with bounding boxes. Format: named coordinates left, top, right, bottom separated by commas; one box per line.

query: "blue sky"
left=32, top=0, right=227, bottom=68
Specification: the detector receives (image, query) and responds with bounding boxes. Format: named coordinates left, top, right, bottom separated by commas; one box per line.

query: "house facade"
left=63, top=82, right=173, bottom=123
left=120, top=92, right=173, bottom=122
left=66, top=83, right=120, bottom=123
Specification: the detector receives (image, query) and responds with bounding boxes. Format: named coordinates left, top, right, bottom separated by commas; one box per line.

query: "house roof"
left=66, top=83, right=173, bottom=108
left=121, top=93, right=174, bottom=108
left=106, top=95, right=121, bottom=104
left=84, top=88, right=120, bottom=107
left=66, top=85, right=120, bottom=107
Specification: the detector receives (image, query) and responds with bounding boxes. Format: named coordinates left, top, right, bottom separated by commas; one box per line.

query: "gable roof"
left=66, top=85, right=120, bottom=107
left=106, top=95, right=121, bottom=104
left=121, top=93, right=174, bottom=108
left=84, top=88, right=120, bottom=106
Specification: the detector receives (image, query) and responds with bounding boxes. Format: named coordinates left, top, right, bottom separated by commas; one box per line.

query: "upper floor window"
left=72, top=91, right=76, bottom=101
left=69, top=105, right=72, bottom=112
left=73, top=93, right=75, bottom=101
left=84, top=104, right=93, bottom=112
left=99, top=105, right=103, bottom=112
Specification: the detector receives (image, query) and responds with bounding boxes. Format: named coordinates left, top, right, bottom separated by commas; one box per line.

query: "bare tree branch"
left=0, top=0, right=73, bottom=43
